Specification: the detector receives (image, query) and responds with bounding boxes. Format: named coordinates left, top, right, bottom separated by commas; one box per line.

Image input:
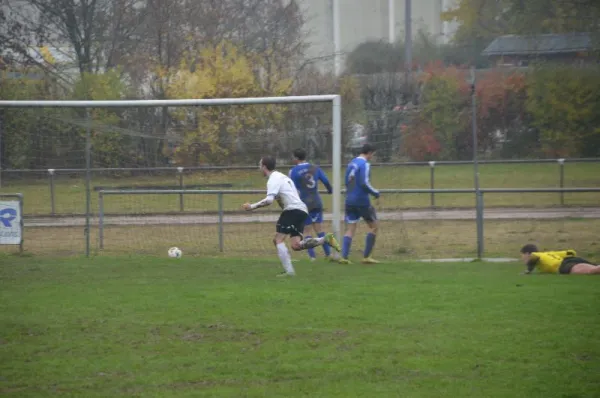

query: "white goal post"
left=0, top=95, right=343, bottom=255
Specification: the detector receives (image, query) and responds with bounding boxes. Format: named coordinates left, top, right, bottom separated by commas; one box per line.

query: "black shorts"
left=276, top=209, right=307, bottom=238
left=559, top=257, right=593, bottom=274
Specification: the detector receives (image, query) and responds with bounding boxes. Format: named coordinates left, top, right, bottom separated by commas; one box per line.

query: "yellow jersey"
left=530, top=250, right=577, bottom=273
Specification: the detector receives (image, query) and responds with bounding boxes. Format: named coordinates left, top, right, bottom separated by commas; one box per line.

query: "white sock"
left=276, top=243, right=295, bottom=275
left=300, top=236, right=325, bottom=250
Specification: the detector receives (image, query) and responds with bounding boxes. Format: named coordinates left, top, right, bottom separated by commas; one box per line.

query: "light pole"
left=332, top=0, right=341, bottom=75
left=388, top=0, right=395, bottom=43
left=405, top=0, right=412, bottom=102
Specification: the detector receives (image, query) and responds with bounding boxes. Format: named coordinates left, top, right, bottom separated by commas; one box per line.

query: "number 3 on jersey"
left=304, top=173, right=316, bottom=189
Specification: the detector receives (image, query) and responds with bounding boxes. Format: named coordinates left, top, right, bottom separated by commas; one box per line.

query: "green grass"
left=1, top=256, right=599, bottom=397
left=2, top=163, right=599, bottom=216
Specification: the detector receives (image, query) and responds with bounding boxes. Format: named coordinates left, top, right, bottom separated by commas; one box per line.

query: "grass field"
left=4, top=219, right=600, bottom=261
left=1, top=256, right=599, bottom=397
left=2, top=163, right=599, bottom=216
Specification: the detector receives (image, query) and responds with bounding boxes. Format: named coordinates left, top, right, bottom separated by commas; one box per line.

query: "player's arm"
left=345, top=164, right=355, bottom=188
left=289, top=168, right=302, bottom=192
left=318, top=168, right=333, bottom=194
left=245, top=195, right=275, bottom=210
left=360, top=163, right=380, bottom=198
left=243, top=180, right=278, bottom=211
left=522, top=254, right=540, bottom=274
left=549, top=250, right=576, bottom=258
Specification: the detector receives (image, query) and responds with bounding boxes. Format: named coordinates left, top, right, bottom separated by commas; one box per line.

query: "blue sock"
left=364, top=233, right=376, bottom=258
left=306, top=236, right=316, bottom=259
left=318, top=232, right=331, bottom=256
left=342, top=236, right=352, bottom=259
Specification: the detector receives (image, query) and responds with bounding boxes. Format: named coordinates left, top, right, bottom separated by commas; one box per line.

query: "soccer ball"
left=168, top=247, right=182, bottom=258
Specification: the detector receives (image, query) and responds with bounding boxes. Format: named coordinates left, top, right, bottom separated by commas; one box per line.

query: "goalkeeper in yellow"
left=520, top=244, right=600, bottom=275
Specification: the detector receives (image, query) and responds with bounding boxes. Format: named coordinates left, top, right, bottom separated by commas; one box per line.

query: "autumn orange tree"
left=404, top=64, right=528, bottom=161
left=405, top=65, right=470, bottom=160
left=474, top=69, right=527, bottom=154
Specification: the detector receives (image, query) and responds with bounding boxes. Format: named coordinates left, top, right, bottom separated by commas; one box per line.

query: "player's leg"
left=361, top=206, right=379, bottom=264
left=559, top=257, right=600, bottom=275
left=339, top=206, right=360, bottom=263
left=311, top=210, right=333, bottom=259
left=288, top=210, right=319, bottom=251
left=274, top=213, right=296, bottom=276
left=288, top=210, right=340, bottom=252
left=571, top=264, right=600, bottom=274
left=304, top=210, right=318, bottom=261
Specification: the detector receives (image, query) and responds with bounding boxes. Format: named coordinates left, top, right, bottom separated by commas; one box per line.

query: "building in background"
left=298, top=0, right=459, bottom=72
left=482, top=33, right=596, bottom=67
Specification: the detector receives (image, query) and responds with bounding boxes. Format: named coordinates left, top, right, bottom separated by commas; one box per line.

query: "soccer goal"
left=0, top=96, right=342, bottom=257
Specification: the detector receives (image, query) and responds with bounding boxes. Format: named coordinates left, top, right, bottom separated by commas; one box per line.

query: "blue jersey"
left=345, top=156, right=379, bottom=207
left=289, top=162, right=332, bottom=211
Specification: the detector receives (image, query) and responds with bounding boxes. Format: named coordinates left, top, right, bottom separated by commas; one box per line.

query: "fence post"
left=48, top=169, right=55, bottom=216
left=218, top=192, right=224, bottom=252
left=18, top=193, right=24, bottom=254
left=558, top=158, right=565, bottom=206
left=177, top=167, right=184, bottom=212
left=429, top=161, right=435, bottom=207
left=98, top=191, right=104, bottom=250
left=476, top=191, right=484, bottom=260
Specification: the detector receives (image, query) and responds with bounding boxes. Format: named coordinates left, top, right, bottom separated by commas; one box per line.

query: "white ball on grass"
left=168, top=247, right=182, bottom=258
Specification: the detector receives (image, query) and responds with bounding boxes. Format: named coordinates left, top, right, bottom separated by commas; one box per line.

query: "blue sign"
left=0, top=208, right=17, bottom=227
left=0, top=201, right=21, bottom=245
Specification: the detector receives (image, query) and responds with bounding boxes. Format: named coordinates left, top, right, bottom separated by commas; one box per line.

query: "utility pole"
left=404, top=0, right=412, bottom=102
left=388, top=0, right=395, bottom=43
left=333, top=0, right=341, bottom=75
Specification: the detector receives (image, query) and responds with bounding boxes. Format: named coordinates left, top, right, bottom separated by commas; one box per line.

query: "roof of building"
left=482, top=33, right=593, bottom=56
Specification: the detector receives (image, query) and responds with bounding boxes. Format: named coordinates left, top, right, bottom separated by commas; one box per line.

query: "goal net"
left=0, top=96, right=345, bottom=257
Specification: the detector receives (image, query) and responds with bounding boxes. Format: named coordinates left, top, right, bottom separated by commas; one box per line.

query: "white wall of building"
left=299, top=0, right=460, bottom=72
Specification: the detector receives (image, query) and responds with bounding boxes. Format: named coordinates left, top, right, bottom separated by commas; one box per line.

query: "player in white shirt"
left=242, top=156, right=341, bottom=277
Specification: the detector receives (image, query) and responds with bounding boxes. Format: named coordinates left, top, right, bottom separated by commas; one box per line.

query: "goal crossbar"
left=0, top=95, right=343, bottom=255
left=0, top=95, right=339, bottom=108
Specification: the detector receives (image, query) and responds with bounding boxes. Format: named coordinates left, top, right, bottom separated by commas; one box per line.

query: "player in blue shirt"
left=289, top=148, right=335, bottom=261
left=339, top=143, right=380, bottom=264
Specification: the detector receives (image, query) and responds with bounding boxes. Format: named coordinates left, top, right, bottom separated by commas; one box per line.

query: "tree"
left=290, top=67, right=364, bottom=162
left=442, top=0, right=600, bottom=71
left=345, top=41, right=404, bottom=75
left=345, top=30, right=487, bottom=76
left=130, top=0, right=308, bottom=164
left=417, top=65, right=470, bottom=160
left=72, top=69, right=131, bottom=167
left=526, top=66, right=600, bottom=157
left=406, top=65, right=528, bottom=161
left=443, top=0, right=600, bottom=49
left=358, top=73, right=407, bottom=161
left=164, top=42, right=291, bottom=165
left=402, top=120, right=441, bottom=161
left=474, top=69, right=527, bottom=154
left=1, top=0, right=147, bottom=80
left=0, top=68, right=81, bottom=168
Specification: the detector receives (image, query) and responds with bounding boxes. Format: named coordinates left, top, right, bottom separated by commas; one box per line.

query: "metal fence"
left=2, top=157, right=599, bottom=216
left=96, top=187, right=600, bottom=260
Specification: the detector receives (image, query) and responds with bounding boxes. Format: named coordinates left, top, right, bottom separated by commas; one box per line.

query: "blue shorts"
left=345, top=205, right=377, bottom=224
left=305, top=209, right=323, bottom=225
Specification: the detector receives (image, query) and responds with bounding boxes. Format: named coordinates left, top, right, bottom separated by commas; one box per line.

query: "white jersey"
left=267, top=171, right=308, bottom=213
